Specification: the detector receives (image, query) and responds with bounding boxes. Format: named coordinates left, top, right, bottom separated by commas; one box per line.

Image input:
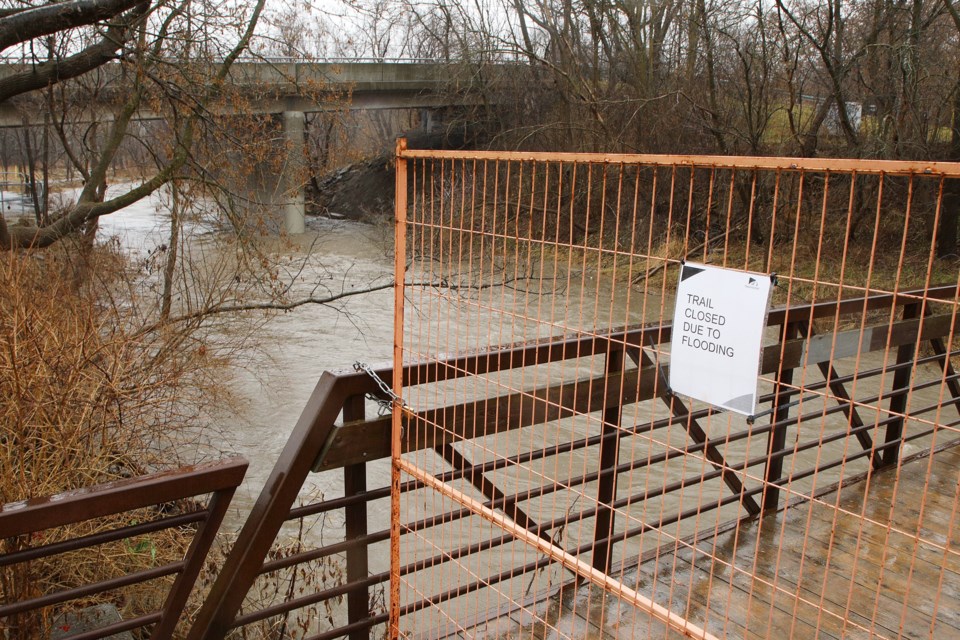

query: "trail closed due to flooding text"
left=669, top=262, right=772, bottom=416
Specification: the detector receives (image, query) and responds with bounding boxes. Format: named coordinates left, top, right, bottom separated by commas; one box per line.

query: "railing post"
left=763, top=322, right=798, bottom=511
left=343, top=394, right=370, bottom=640
left=186, top=374, right=344, bottom=640
left=883, top=302, right=920, bottom=466
left=153, top=484, right=239, bottom=639
left=389, top=137, right=408, bottom=639
left=592, top=346, right=623, bottom=573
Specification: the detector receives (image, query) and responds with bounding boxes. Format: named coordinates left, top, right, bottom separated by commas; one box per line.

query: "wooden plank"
left=656, top=553, right=762, bottom=640
left=691, top=448, right=960, bottom=637
left=453, top=447, right=960, bottom=640
left=577, top=555, right=759, bottom=640
left=459, top=445, right=959, bottom=639
left=687, top=529, right=841, bottom=635
left=669, top=544, right=842, bottom=639
left=817, top=519, right=956, bottom=632
left=581, top=447, right=960, bottom=640
left=688, top=511, right=950, bottom=639
left=715, top=515, right=932, bottom=638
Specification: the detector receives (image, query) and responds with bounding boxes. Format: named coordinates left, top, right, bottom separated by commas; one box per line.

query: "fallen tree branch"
left=630, top=222, right=743, bottom=285
left=138, top=274, right=558, bottom=335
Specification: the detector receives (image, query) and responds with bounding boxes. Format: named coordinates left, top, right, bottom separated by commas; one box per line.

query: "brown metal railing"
left=0, top=457, right=247, bottom=639
left=187, top=284, right=960, bottom=640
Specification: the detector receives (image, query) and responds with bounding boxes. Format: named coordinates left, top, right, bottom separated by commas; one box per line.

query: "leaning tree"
left=0, top=0, right=267, bottom=249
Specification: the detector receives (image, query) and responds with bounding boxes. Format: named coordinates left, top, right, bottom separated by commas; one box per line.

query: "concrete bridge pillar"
left=420, top=108, right=439, bottom=134
left=282, top=110, right=306, bottom=235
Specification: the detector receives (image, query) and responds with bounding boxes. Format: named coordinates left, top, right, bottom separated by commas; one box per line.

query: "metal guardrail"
left=0, top=457, right=247, bottom=639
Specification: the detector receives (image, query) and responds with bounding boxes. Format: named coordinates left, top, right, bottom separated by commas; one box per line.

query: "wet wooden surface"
left=484, top=444, right=960, bottom=639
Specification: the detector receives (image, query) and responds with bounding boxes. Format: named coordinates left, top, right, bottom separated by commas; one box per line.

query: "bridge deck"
left=477, top=443, right=960, bottom=639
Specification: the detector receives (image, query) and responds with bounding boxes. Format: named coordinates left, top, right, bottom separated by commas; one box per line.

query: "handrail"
left=312, top=284, right=959, bottom=470
left=399, top=147, right=960, bottom=176
left=0, top=458, right=247, bottom=537
left=0, top=457, right=247, bottom=639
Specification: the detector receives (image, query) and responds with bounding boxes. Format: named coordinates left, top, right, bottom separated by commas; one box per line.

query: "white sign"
left=668, top=262, right=772, bottom=416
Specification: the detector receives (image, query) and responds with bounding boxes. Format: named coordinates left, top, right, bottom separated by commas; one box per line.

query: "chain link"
left=353, top=361, right=413, bottom=418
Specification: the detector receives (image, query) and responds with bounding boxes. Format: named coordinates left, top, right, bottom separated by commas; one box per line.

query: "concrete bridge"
left=0, top=60, right=479, bottom=123
left=0, top=60, right=501, bottom=233
left=220, top=61, right=488, bottom=233
left=225, top=60, right=480, bottom=112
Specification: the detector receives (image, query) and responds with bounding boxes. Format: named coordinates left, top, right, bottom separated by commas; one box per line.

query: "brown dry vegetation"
left=0, top=246, right=236, bottom=636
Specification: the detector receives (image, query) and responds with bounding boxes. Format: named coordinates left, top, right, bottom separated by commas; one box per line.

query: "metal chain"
left=353, top=361, right=413, bottom=418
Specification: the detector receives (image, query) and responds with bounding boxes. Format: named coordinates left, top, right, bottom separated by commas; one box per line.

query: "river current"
left=93, top=191, right=398, bottom=522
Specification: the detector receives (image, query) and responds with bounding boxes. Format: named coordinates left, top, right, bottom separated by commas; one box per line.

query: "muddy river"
left=94, top=192, right=398, bottom=516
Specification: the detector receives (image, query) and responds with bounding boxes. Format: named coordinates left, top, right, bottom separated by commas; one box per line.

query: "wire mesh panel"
left=389, top=143, right=960, bottom=640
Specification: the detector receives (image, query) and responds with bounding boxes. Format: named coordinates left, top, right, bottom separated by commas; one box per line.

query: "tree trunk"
left=41, top=113, right=49, bottom=225
left=939, top=74, right=960, bottom=258
left=160, top=183, right=180, bottom=320
left=20, top=125, right=42, bottom=226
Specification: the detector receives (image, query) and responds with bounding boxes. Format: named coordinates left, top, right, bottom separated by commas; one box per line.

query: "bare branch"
left=0, top=2, right=148, bottom=103
left=0, top=0, right=144, bottom=52
left=143, top=274, right=557, bottom=333
left=0, top=0, right=268, bottom=250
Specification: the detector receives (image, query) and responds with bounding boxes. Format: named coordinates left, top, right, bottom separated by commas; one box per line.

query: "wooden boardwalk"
left=485, top=444, right=960, bottom=640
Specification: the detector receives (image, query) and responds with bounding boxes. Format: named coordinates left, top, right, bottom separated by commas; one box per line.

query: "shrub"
left=0, top=246, right=233, bottom=637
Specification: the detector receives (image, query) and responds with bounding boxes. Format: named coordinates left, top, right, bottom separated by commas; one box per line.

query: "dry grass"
left=0, top=246, right=235, bottom=637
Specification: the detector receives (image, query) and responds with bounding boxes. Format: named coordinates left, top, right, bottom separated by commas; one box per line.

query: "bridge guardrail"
left=0, top=457, right=247, bottom=639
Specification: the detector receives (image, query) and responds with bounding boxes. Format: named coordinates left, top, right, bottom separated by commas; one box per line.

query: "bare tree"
left=0, top=0, right=267, bottom=249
